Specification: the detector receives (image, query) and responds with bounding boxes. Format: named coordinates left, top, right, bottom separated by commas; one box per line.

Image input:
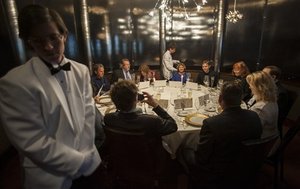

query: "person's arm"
left=195, top=120, right=214, bottom=164
left=142, top=92, right=177, bottom=135
left=81, top=68, right=101, bottom=176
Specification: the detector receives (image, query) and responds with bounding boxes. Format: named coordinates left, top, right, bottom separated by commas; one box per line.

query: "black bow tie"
left=49, top=63, right=71, bottom=75
left=41, top=58, right=71, bottom=75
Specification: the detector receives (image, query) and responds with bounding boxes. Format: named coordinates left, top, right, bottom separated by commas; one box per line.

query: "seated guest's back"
left=91, top=63, right=110, bottom=96
left=191, top=81, right=262, bottom=188
left=246, top=71, right=279, bottom=139
left=171, top=63, right=188, bottom=83
left=104, top=80, right=177, bottom=136
left=196, top=60, right=218, bottom=87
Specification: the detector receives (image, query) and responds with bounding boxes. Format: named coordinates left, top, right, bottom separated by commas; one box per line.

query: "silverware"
left=96, top=84, right=104, bottom=96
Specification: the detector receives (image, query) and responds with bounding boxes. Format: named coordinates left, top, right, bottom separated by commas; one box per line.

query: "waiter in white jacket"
left=0, top=4, right=101, bottom=189
left=161, top=42, right=180, bottom=80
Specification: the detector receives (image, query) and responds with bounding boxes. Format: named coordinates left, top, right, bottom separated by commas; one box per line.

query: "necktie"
left=125, top=71, right=131, bottom=80
left=41, top=58, right=71, bottom=75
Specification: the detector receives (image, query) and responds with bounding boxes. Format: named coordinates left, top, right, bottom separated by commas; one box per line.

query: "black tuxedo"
left=111, top=69, right=134, bottom=84
left=104, top=105, right=177, bottom=136
left=192, top=107, right=262, bottom=188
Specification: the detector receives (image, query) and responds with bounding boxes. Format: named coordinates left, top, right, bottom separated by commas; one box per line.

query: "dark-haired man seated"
left=104, top=80, right=177, bottom=136
left=263, top=65, right=290, bottom=138
left=189, top=81, right=262, bottom=189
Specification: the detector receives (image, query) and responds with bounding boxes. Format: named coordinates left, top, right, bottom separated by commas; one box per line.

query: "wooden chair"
left=264, top=118, right=300, bottom=189
left=102, top=127, right=175, bottom=189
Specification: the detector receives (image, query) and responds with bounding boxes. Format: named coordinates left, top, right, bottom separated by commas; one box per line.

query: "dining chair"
left=222, top=136, right=279, bottom=189
left=264, top=118, right=300, bottom=189
left=102, top=126, right=175, bottom=189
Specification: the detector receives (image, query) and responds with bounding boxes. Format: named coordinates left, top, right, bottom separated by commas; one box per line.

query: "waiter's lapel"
left=31, top=57, right=76, bottom=133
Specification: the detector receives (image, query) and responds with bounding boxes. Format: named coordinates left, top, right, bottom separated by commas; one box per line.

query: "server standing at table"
left=162, top=42, right=180, bottom=80
left=0, top=4, right=100, bottom=189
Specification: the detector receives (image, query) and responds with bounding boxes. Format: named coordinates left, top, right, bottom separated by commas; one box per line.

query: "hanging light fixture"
left=226, top=0, right=243, bottom=23
left=149, top=0, right=209, bottom=19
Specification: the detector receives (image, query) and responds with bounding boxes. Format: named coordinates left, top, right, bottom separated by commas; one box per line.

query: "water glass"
left=203, top=75, right=209, bottom=87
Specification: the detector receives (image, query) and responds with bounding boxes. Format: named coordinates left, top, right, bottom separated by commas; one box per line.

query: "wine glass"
left=210, top=76, right=215, bottom=87
left=194, top=98, right=200, bottom=113
left=217, top=79, right=224, bottom=89
left=203, top=75, right=209, bottom=87
left=186, top=72, right=191, bottom=82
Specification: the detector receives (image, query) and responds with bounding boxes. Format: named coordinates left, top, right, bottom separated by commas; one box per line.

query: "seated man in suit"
left=263, top=65, right=290, bottom=138
left=91, top=63, right=110, bottom=96
left=104, top=80, right=177, bottom=136
left=111, top=58, right=133, bottom=84
left=189, top=81, right=262, bottom=189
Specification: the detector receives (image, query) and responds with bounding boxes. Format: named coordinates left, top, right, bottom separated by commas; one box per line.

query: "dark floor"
left=1, top=122, right=300, bottom=189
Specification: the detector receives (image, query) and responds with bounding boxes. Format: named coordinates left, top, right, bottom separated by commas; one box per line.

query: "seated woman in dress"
left=246, top=71, right=279, bottom=140
left=91, top=63, right=110, bottom=96
left=136, top=63, right=157, bottom=82
left=171, top=63, right=188, bottom=83
left=196, top=60, right=218, bottom=87
left=232, top=61, right=252, bottom=102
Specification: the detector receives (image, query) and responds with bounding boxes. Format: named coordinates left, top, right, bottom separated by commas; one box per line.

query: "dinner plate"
left=95, top=96, right=112, bottom=105
left=177, top=110, right=189, bottom=117
left=185, top=113, right=208, bottom=127
left=204, top=106, right=216, bottom=112
left=105, top=106, right=117, bottom=114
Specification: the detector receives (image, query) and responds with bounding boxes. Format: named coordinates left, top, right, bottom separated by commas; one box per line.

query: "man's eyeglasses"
left=28, top=33, right=64, bottom=47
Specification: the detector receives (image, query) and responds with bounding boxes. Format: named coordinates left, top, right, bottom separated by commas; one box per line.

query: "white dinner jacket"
left=162, top=50, right=177, bottom=80
left=0, top=57, right=101, bottom=189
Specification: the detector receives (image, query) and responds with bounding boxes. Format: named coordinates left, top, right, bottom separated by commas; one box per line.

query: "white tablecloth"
left=97, top=84, right=220, bottom=158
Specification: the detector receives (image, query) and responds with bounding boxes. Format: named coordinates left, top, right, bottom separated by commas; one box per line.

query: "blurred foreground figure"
left=0, top=4, right=100, bottom=189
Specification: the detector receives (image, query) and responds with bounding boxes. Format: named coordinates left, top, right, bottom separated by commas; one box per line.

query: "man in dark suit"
left=263, top=65, right=290, bottom=138
left=190, top=81, right=262, bottom=189
left=111, top=58, right=134, bottom=84
left=104, top=80, right=177, bottom=136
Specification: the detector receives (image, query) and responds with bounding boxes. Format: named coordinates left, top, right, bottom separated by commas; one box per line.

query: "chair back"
left=102, top=126, right=172, bottom=187
left=224, top=136, right=278, bottom=188
left=273, top=120, right=300, bottom=158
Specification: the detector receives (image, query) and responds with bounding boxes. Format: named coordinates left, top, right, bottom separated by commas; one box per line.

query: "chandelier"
left=226, top=0, right=243, bottom=23
left=149, top=0, right=209, bottom=19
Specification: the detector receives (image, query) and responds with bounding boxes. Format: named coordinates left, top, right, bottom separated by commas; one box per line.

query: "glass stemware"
left=203, top=75, right=209, bottom=87
left=210, top=76, right=215, bottom=87
left=217, top=79, right=224, bottom=89
left=194, top=98, right=201, bottom=113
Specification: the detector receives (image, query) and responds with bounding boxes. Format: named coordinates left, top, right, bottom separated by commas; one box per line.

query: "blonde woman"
left=246, top=71, right=278, bottom=139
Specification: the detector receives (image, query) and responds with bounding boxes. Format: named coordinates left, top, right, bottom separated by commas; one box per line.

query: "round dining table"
left=96, top=81, right=221, bottom=158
